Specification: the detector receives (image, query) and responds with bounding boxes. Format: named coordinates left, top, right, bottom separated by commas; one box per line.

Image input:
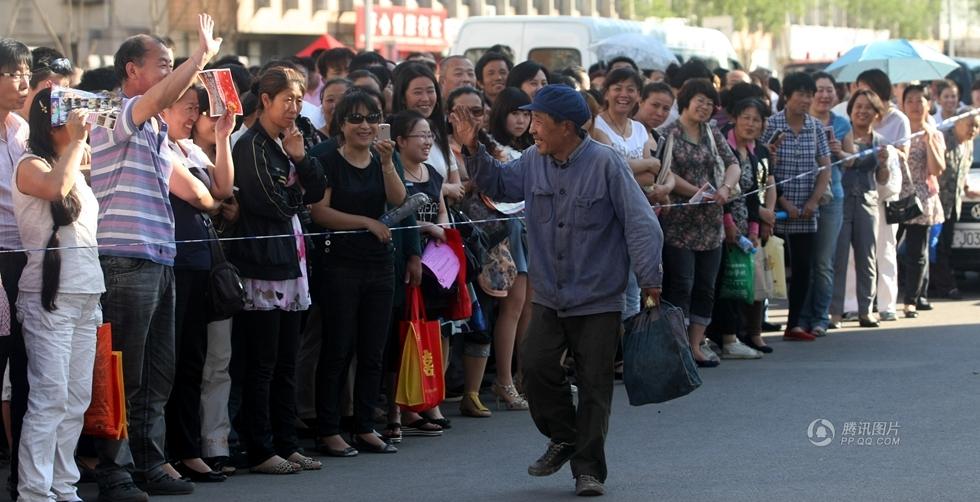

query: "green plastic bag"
left=719, top=247, right=755, bottom=304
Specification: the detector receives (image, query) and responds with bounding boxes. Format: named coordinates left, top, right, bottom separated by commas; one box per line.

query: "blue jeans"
left=94, top=257, right=175, bottom=486
left=800, top=199, right=843, bottom=330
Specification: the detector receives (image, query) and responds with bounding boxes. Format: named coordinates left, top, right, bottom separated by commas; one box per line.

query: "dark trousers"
left=661, top=245, right=723, bottom=327
left=0, top=251, right=28, bottom=497
left=95, top=257, right=175, bottom=486
left=165, top=269, right=210, bottom=460
left=901, top=224, right=931, bottom=305
left=931, top=212, right=957, bottom=294
left=317, top=263, right=395, bottom=436
left=233, top=309, right=302, bottom=466
left=520, top=305, right=621, bottom=483
left=785, top=233, right=816, bottom=329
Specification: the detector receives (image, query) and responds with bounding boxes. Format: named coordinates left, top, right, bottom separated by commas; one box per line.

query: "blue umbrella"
left=825, top=39, right=959, bottom=83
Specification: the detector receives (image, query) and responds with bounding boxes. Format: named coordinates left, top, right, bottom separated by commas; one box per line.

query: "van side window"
left=528, top=48, right=581, bottom=71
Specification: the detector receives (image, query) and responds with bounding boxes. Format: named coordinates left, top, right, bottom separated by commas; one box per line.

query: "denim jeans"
left=94, top=256, right=175, bottom=486
left=662, top=245, right=723, bottom=327
left=800, top=198, right=843, bottom=330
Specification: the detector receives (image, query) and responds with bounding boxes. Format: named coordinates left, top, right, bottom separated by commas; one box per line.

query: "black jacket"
left=230, top=122, right=328, bottom=280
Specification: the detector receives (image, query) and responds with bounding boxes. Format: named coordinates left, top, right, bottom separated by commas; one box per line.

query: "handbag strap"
left=406, top=286, right=425, bottom=321
left=201, top=215, right=228, bottom=266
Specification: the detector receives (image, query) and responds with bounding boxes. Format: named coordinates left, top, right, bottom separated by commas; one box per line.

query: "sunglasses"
left=345, top=112, right=382, bottom=124
left=33, top=57, right=73, bottom=75
left=459, top=106, right=485, bottom=117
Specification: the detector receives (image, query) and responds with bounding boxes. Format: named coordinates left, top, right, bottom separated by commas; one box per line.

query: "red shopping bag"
left=395, top=287, right=445, bottom=412
left=83, top=324, right=128, bottom=439
left=442, top=228, right=472, bottom=320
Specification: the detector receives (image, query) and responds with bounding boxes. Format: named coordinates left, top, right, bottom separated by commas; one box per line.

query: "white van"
left=451, top=15, right=740, bottom=71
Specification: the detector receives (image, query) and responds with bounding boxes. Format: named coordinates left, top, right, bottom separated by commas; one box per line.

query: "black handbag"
left=885, top=160, right=924, bottom=225
left=203, top=216, right=246, bottom=321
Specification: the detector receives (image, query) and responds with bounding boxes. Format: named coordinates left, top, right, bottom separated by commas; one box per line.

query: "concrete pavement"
left=17, top=280, right=980, bottom=501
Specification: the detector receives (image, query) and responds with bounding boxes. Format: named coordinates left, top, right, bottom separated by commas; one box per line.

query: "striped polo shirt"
left=90, top=96, right=176, bottom=265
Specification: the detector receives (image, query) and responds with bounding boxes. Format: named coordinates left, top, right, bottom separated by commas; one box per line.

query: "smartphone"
left=770, top=130, right=784, bottom=145
left=378, top=123, right=391, bottom=141
left=824, top=126, right=835, bottom=143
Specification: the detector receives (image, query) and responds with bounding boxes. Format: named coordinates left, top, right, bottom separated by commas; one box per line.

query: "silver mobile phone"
left=378, top=123, right=391, bottom=141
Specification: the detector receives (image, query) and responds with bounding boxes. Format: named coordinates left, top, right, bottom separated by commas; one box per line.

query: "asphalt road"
left=11, top=278, right=980, bottom=502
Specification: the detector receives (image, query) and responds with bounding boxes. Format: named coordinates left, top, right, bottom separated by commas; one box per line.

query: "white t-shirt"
left=875, top=105, right=912, bottom=149
left=594, top=115, right=649, bottom=161
left=300, top=101, right=327, bottom=131
left=12, top=154, right=105, bottom=295
left=426, top=144, right=458, bottom=180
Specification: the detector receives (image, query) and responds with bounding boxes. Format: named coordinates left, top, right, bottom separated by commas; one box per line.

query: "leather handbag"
left=885, top=159, right=924, bottom=225
left=203, top=216, right=246, bottom=321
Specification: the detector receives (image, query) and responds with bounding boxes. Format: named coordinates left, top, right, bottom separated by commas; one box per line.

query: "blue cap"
left=519, top=85, right=591, bottom=128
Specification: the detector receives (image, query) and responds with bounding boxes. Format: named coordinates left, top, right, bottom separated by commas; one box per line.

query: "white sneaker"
left=700, top=341, right=721, bottom=362
left=721, top=340, right=763, bottom=359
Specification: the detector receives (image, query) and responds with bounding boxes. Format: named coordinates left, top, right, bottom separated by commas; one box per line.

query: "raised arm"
left=132, top=14, right=222, bottom=127
left=450, top=104, right=526, bottom=202
left=208, top=112, right=235, bottom=200
left=17, top=110, right=89, bottom=202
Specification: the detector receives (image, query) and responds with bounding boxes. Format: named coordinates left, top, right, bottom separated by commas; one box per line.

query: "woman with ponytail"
left=12, top=88, right=104, bottom=501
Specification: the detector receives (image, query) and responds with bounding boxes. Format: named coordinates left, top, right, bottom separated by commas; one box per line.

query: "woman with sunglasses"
left=13, top=91, right=101, bottom=502
left=230, top=66, right=327, bottom=474
left=311, top=88, right=406, bottom=456
left=392, top=62, right=465, bottom=202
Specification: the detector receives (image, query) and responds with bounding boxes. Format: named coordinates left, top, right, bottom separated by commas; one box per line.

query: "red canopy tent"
left=296, top=34, right=345, bottom=57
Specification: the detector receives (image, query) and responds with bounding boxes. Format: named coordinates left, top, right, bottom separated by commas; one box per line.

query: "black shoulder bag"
left=203, top=216, right=246, bottom=321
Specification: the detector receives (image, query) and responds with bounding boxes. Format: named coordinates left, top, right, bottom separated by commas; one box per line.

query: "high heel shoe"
left=491, top=382, right=529, bottom=411
left=459, top=392, right=492, bottom=417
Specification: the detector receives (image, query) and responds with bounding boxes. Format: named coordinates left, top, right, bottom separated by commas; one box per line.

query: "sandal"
left=287, top=452, right=322, bottom=471
left=420, top=413, right=452, bottom=429
left=401, top=419, right=443, bottom=437
left=382, top=423, right=402, bottom=444
left=250, top=456, right=300, bottom=475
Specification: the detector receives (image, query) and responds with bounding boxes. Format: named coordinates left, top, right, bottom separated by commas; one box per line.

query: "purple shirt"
left=90, top=96, right=176, bottom=265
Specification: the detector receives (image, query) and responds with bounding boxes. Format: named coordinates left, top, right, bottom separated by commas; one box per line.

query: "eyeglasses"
left=345, top=112, right=383, bottom=124
left=0, top=72, right=30, bottom=82
left=406, top=133, right=435, bottom=140
left=32, top=58, right=72, bottom=75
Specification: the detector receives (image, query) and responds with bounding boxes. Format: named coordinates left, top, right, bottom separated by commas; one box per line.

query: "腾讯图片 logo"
left=807, top=419, right=835, bottom=447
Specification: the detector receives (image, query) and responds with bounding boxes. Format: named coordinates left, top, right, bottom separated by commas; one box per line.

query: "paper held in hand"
left=198, top=68, right=244, bottom=117
left=50, top=86, right=122, bottom=130
left=421, top=241, right=461, bottom=289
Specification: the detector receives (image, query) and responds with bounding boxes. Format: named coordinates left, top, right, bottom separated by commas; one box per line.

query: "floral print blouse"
left=659, top=121, right=739, bottom=251
left=901, top=131, right=945, bottom=227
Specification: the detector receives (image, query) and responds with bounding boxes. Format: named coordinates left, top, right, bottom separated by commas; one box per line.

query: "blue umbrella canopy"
left=825, top=39, right=958, bottom=83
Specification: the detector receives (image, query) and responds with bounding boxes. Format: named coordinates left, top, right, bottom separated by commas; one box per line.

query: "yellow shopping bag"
left=764, top=236, right=787, bottom=300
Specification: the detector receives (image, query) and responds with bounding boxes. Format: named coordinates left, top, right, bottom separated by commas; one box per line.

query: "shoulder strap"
left=201, top=215, right=227, bottom=266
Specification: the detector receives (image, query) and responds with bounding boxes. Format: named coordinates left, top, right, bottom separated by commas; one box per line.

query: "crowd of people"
left=0, top=12, right=978, bottom=500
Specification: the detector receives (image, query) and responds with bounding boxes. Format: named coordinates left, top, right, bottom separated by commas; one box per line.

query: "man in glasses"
left=16, top=47, right=73, bottom=119
left=0, top=37, right=31, bottom=501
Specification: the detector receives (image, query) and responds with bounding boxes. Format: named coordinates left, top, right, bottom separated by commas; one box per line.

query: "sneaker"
left=706, top=339, right=722, bottom=357
left=810, top=326, right=828, bottom=337
left=879, top=311, right=898, bottom=322
left=134, top=472, right=194, bottom=496
left=98, top=481, right=150, bottom=502
left=528, top=440, right=576, bottom=477
left=700, top=341, right=721, bottom=362
left=575, top=475, right=605, bottom=497
left=842, top=311, right=859, bottom=321
left=721, top=340, right=762, bottom=359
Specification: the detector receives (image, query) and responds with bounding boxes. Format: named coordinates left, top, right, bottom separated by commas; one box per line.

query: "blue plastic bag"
left=622, top=302, right=702, bottom=406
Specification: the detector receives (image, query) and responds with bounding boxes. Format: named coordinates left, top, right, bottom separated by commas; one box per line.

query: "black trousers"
left=232, top=309, right=302, bottom=466
left=0, top=251, right=28, bottom=498
left=901, top=224, right=931, bottom=305
left=931, top=212, right=957, bottom=294
left=165, top=269, right=210, bottom=460
left=316, top=263, right=395, bottom=436
left=520, top=305, right=621, bottom=483
left=785, top=233, right=816, bottom=329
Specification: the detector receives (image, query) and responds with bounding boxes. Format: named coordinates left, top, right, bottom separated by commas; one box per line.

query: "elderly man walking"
left=450, top=85, right=664, bottom=497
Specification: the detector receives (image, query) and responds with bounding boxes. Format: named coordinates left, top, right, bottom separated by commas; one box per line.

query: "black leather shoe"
left=916, top=300, right=933, bottom=311
left=859, top=318, right=880, bottom=328
left=904, top=309, right=919, bottom=319
left=742, top=338, right=774, bottom=354
left=695, top=358, right=720, bottom=368
left=315, top=440, right=359, bottom=457
left=761, top=321, right=782, bottom=333
left=134, top=472, right=194, bottom=496
left=173, top=462, right=226, bottom=483
left=351, top=434, right=397, bottom=454
left=528, top=440, right=576, bottom=477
